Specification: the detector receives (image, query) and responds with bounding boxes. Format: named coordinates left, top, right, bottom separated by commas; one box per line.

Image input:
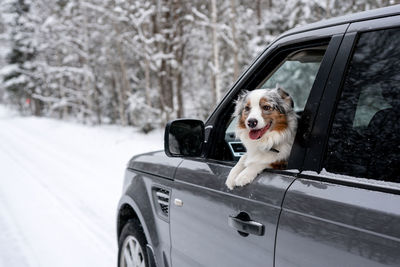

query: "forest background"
left=0, top=0, right=398, bottom=132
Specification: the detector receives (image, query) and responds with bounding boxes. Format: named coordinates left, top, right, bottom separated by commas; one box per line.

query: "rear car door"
left=275, top=16, right=400, bottom=267
left=169, top=25, right=348, bottom=267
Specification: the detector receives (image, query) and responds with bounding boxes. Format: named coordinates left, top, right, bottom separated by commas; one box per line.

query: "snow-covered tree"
left=0, top=0, right=397, bottom=129
left=2, top=0, right=41, bottom=114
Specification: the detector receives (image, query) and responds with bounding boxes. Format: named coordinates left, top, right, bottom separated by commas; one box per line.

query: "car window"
left=259, top=48, right=325, bottom=112
left=323, top=28, right=400, bottom=182
left=224, top=46, right=327, bottom=161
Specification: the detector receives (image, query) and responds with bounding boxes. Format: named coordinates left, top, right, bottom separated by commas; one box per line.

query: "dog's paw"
left=225, top=178, right=236, bottom=190
left=225, top=173, right=237, bottom=190
left=234, top=169, right=258, bottom=187
left=226, top=166, right=242, bottom=190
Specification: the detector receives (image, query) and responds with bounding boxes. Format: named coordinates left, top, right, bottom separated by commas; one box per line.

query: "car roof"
left=280, top=4, right=400, bottom=38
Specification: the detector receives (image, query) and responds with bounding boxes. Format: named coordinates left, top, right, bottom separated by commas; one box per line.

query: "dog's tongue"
left=249, top=130, right=262, bottom=140
left=249, top=124, right=270, bottom=140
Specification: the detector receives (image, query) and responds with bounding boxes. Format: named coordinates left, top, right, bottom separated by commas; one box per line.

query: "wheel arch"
left=117, top=196, right=159, bottom=267
left=117, top=196, right=152, bottom=245
left=117, top=171, right=172, bottom=267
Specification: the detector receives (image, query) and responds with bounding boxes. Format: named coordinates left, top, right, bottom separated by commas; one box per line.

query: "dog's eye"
left=263, top=105, right=271, bottom=111
left=244, top=106, right=250, bottom=112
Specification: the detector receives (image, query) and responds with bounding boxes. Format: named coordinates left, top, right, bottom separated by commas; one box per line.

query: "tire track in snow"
left=10, top=118, right=132, bottom=176
left=0, top=136, right=115, bottom=253
left=0, top=172, right=39, bottom=267
left=0, top=124, right=116, bottom=266
left=9, top=119, right=112, bottom=181
left=9, top=118, right=124, bottom=212
left=1, top=121, right=118, bottom=234
left=0, top=123, right=116, bottom=242
left=0, top=126, right=116, bottom=242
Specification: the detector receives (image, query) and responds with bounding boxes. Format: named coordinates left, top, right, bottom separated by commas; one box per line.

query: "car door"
left=169, top=25, right=348, bottom=267
left=170, top=161, right=294, bottom=267
left=275, top=16, right=400, bottom=267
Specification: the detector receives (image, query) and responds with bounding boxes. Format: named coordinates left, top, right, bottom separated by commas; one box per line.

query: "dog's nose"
left=247, top=119, right=258, bottom=128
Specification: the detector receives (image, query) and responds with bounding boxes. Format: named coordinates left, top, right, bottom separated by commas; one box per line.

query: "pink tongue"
left=249, top=129, right=262, bottom=140
left=249, top=124, right=270, bottom=140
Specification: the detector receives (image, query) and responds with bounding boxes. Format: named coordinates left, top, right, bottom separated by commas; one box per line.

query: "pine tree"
left=3, top=0, right=41, bottom=115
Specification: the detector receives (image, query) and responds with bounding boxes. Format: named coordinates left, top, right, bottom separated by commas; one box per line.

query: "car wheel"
left=118, top=219, right=149, bottom=267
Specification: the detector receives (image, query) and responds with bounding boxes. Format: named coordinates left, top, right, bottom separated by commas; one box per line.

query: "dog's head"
left=233, top=86, right=294, bottom=140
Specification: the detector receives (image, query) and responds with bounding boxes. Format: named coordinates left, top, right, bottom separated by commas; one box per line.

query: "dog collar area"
left=269, top=148, right=280, bottom=153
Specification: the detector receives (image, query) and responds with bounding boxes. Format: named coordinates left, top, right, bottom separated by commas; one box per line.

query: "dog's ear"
left=276, top=86, right=294, bottom=109
left=233, top=90, right=249, bottom=117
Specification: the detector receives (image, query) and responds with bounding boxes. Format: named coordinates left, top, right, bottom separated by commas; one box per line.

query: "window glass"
left=323, top=28, right=400, bottom=182
left=260, top=48, right=325, bottom=112
left=224, top=47, right=327, bottom=161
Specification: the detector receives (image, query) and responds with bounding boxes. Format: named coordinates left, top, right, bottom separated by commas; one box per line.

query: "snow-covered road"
left=0, top=106, right=163, bottom=267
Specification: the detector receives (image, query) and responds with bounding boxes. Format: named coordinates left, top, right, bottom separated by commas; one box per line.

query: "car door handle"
left=228, top=214, right=264, bottom=236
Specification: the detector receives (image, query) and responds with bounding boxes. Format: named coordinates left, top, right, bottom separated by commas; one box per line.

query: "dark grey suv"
left=117, top=5, right=400, bottom=267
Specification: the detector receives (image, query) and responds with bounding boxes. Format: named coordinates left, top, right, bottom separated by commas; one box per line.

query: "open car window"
left=259, top=47, right=326, bottom=112
left=224, top=46, right=327, bottom=162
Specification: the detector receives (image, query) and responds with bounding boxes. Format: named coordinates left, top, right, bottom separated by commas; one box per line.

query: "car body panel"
left=119, top=168, right=175, bottom=267
left=170, top=159, right=296, bottom=267
left=288, top=33, right=344, bottom=169
left=275, top=177, right=400, bottom=267
left=128, top=150, right=183, bottom=180
left=301, top=32, right=358, bottom=171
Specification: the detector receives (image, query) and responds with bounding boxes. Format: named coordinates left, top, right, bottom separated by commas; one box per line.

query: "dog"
left=225, top=86, right=297, bottom=189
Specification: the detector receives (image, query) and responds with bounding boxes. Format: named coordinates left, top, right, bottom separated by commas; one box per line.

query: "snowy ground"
left=0, top=105, right=163, bottom=267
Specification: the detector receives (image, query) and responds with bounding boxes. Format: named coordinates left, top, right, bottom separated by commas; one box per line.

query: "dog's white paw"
left=225, top=172, right=237, bottom=190
left=234, top=168, right=258, bottom=187
left=225, top=178, right=236, bottom=190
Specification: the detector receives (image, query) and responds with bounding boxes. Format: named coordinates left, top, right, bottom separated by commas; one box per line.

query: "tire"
left=118, top=219, right=149, bottom=267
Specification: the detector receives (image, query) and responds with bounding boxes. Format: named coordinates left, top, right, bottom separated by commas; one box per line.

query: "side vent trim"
left=152, top=186, right=171, bottom=221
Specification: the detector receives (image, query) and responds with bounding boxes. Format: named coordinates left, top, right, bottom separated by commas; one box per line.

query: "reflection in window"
left=353, top=86, right=391, bottom=128
left=260, top=48, right=325, bottom=112
left=324, top=28, right=400, bottom=182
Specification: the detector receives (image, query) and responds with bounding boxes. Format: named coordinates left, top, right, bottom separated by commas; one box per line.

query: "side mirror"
left=164, top=119, right=205, bottom=157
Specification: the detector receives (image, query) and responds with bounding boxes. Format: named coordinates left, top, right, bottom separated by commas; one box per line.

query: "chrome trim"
left=174, top=198, right=183, bottom=207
